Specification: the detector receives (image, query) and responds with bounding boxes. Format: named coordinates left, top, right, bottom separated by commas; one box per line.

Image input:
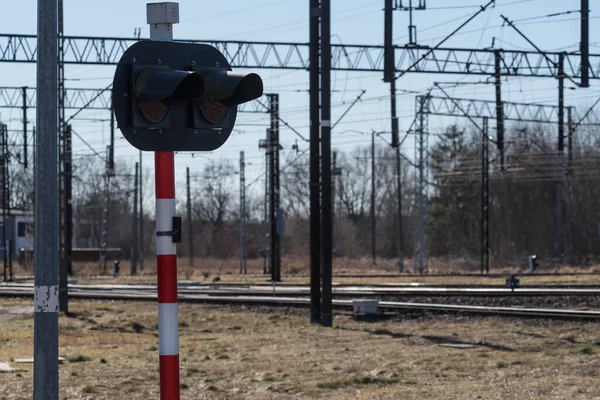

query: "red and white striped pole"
left=147, top=3, right=180, bottom=399
left=155, top=152, right=179, bottom=400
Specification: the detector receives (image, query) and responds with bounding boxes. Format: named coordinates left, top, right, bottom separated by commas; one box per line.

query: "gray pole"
left=385, top=0, right=403, bottom=272
left=131, top=162, right=138, bottom=275
left=2, top=126, right=7, bottom=283
left=567, top=107, right=573, bottom=167
left=309, top=0, right=322, bottom=323
left=22, top=86, right=28, bottom=169
left=495, top=51, right=505, bottom=170
left=371, top=130, right=376, bottom=265
left=581, top=0, right=590, bottom=88
left=263, top=133, right=269, bottom=275
left=34, top=0, right=59, bottom=398
left=139, top=151, right=144, bottom=271
left=481, top=118, right=490, bottom=274
left=239, top=151, right=247, bottom=274
left=555, top=53, right=565, bottom=258
left=395, top=145, right=404, bottom=272
left=321, top=0, right=333, bottom=327
left=186, top=167, right=193, bottom=267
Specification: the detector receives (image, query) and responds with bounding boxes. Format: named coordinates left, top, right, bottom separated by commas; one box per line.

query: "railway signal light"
left=112, top=41, right=263, bottom=151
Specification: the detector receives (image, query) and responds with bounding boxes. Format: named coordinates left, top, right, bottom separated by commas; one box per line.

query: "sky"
left=0, top=0, right=598, bottom=205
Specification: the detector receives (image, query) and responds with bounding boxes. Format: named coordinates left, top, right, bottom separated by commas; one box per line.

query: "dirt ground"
left=1, top=299, right=599, bottom=399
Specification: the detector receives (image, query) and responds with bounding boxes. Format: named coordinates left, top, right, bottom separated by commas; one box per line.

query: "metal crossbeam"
left=0, top=86, right=267, bottom=113
left=425, top=95, right=568, bottom=124
left=1, top=34, right=600, bottom=78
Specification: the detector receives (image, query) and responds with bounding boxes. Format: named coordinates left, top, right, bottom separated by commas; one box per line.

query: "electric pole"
left=131, top=162, right=138, bottom=275
left=34, top=0, right=59, bottom=396
left=567, top=107, right=574, bottom=167
left=57, top=0, right=67, bottom=313
left=371, top=130, right=377, bottom=265
left=268, top=94, right=281, bottom=282
left=332, top=151, right=342, bottom=254
left=139, top=150, right=144, bottom=271
left=321, top=0, right=333, bottom=327
left=1, top=124, right=8, bottom=283
left=239, top=151, right=247, bottom=274
left=186, top=167, right=193, bottom=267
left=309, top=0, right=322, bottom=323
left=384, top=0, right=404, bottom=271
left=494, top=51, right=505, bottom=170
left=22, top=86, right=28, bottom=169
left=581, top=0, right=590, bottom=88
left=481, top=118, right=490, bottom=274
left=263, top=132, right=269, bottom=274
left=99, top=146, right=111, bottom=274
left=555, top=53, right=565, bottom=258
left=59, top=124, right=72, bottom=312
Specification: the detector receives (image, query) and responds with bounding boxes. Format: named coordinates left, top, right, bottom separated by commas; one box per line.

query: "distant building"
left=0, top=209, right=34, bottom=256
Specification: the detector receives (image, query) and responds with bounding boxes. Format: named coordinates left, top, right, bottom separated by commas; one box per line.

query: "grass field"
left=1, top=299, right=600, bottom=399
left=11, top=256, right=600, bottom=287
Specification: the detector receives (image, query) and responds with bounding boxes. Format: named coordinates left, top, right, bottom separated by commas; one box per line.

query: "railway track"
left=3, top=282, right=600, bottom=297
left=2, top=283, right=600, bottom=320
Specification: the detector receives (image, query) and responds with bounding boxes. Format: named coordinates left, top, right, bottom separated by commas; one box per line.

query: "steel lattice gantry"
left=0, top=86, right=268, bottom=113
left=0, top=87, right=585, bottom=124
left=1, top=34, right=600, bottom=79
left=424, top=95, right=572, bottom=124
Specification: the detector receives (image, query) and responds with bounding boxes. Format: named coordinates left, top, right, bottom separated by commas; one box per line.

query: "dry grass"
left=11, top=256, right=600, bottom=287
left=1, top=299, right=600, bottom=399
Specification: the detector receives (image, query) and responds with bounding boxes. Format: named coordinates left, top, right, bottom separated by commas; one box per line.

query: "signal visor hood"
left=197, top=70, right=264, bottom=107
left=135, top=68, right=205, bottom=103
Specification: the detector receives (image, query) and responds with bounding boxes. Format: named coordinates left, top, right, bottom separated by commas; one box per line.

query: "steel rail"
left=2, top=285, right=600, bottom=320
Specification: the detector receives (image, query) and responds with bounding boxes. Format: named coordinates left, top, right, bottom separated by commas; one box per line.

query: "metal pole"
left=268, top=94, right=281, bottom=282
left=263, top=134, right=269, bottom=275
left=481, top=118, right=490, bottom=274
left=371, top=130, right=376, bottom=265
left=568, top=107, right=574, bottom=167
left=65, top=126, right=73, bottom=277
left=239, top=151, right=247, bottom=274
left=555, top=53, right=565, bottom=258
left=332, top=151, right=338, bottom=252
left=131, top=162, right=138, bottom=275
left=99, top=146, right=110, bottom=274
left=390, top=80, right=403, bottom=271
left=581, top=0, right=590, bottom=88
left=384, top=0, right=394, bottom=85
left=269, top=139, right=275, bottom=280
left=5, top=127, right=12, bottom=281
left=385, top=0, right=403, bottom=271
left=148, top=4, right=180, bottom=399
left=321, top=0, right=333, bottom=327
left=109, top=104, right=115, bottom=176
left=396, top=145, right=404, bottom=272
left=57, top=0, right=66, bottom=313
left=1, top=126, right=7, bottom=283
left=59, top=125, right=72, bottom=312
left=273, top=96, right=281, bottom=282
left=186, top=167, right=193, bottom=267
left=22, top=86, right=28, bottom=169
left=309, top=0, right=322, bottom=323
left=494, top=51, right=505, bottom=170
left=34, top=0, right=59, bottom=398
left=414, top=96, right=429, bottom=274
left=139, top=150, right=144, bottom=271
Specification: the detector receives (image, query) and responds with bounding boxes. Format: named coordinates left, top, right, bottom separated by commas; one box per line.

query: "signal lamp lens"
left=138, top=100, right=169, bottom=124
left=198, top=101, right=228, bottom=124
